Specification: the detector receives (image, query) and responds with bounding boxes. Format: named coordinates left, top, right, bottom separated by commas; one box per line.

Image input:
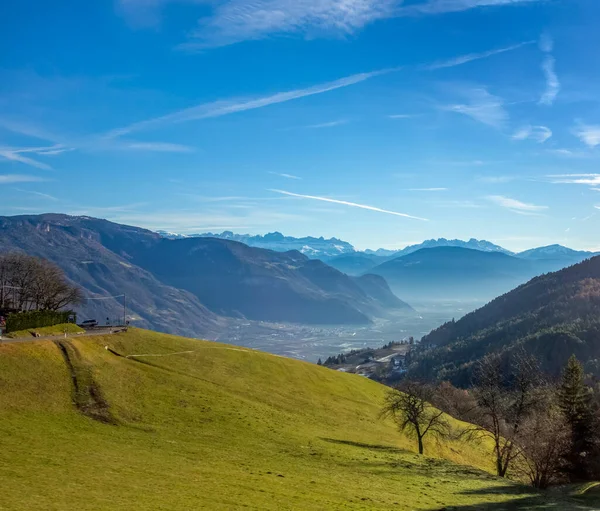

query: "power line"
left=84, top=295, right=125, bottom=301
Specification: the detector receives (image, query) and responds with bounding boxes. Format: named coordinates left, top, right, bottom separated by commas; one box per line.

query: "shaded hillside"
left=369, top=247, right=538, bottom=302
left=411, top=256, right=600, bottom=385
left=0, top=215, right=223, bottom=338
left=352, top=274, right=414, bottom=311
left=324, top=253, right=389, bottom=275
left=132, top=238, right=412, bottom=324
left=0, top=328, right=579, bottom=510
left=0, top=214, right=409, bottom=328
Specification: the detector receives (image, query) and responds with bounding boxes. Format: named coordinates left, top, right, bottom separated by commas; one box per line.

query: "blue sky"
left=2, top=0, right=600, bottom=251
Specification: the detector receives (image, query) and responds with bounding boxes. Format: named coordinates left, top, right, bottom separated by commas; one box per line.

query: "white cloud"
left=179, top=0, right=400, bottom=50
left=0, top=174, right=46, bottom=184
left=443, top=88, right=508, bottom=128
left=270, top=189, right=428, bottom=220
left=120, top=0, right=543, bottom=50
left=388, top=114, right=414, bottom=119
left=512, top=125, right=552, bottom=143
left=539, top=55, right=559, bottom=105
left=0, top=149, right=53, bottom=170
left=408, top=187, right=448, bottom=191
left=548, top=174, right=600, bottom=186
left=269, top=172, right=302, bottom=180
left=107, top=68, right=392, bottom=137
left=574, top=124, right=600, bottom=148
left=487, top=195, right=548, bottom=214
left=126, top=142, right=195, bottom=152
left=424, top=42, right=533, bottom=70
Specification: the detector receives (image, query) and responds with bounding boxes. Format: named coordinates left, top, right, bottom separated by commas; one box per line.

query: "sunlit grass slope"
left=0, top=328, right=591, bottom=510
left=4, top=322, right=84, bottom=338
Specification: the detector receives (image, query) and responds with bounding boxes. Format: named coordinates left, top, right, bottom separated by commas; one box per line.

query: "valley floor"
left=1, top=328, right=598, bottom=510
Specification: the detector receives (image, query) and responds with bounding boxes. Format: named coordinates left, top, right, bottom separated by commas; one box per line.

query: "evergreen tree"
left=317, top=358, right=322, bottom=366
left=558, top=355, right=596, bottom=480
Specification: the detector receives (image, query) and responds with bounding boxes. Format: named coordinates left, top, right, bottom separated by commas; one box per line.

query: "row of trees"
left=382, top=353, right=600, bottom=488
left=0, top=253, right=82, bottom=312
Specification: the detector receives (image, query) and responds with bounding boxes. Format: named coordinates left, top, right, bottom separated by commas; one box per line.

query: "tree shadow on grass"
left=319, top=437, right=412, bottom=455
left=423, top=485, right=597, bottom=511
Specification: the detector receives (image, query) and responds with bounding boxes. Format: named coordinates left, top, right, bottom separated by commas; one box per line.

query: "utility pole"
left=123, top=294, right=126, bottom=327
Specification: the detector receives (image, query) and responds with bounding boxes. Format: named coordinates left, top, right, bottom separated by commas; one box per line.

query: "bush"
left=6, top=310, right=75, bottom=333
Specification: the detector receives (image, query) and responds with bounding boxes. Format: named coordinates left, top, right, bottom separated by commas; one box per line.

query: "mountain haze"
left=411, top=255, right=600, bottom=385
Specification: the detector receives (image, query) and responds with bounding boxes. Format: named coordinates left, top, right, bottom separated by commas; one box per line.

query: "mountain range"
left=409, top=255, right=600, bottom=385
left=0, top=215, right=411, bottom=336
left=157, top=230, right=355, bottom=258
left=325, top=245, right=599, bottom=306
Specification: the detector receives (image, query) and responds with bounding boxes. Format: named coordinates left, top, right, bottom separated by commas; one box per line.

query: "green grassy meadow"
left=4, top=322, right=84, bottom=338
left=0, top=328, right=596, bottom=510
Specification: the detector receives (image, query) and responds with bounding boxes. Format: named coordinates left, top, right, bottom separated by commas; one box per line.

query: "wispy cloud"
left=539, top=35, right=559, bottom=105
left=399, top=0, right=542, bottom=15
left=122, top=0, right=542, bottom=49
left=512, top=125, right=552, bottom=143
left=424, top=42, right=533, bottom=70
left=178, top=0, right=400, bottom=50
left=107, top=69, right=393, bottom=137
left=270, top=189, right=428, bottom=220
left=269, top=172, right=302, bottom=180
left=547, top=148, right=590, bottom=158
left=388, top=114, right=415, bottom=119
left=408, top=187, right=448, bottom=191
left=487, top=195, right=548, bottom=215
left=539, top=56, right=559, bottom=105
left=443, top=88, right=507, bottom=128
left=126, top=142, right=195, bottom=153
left=305, top=120, right=348, bottom=129
left=0, top=174, right=46, bottom=184
left=477, top=175, right=515, bottom=184
left=0, top=149, right=53, bottom=170
left=13, top=188, right=58, bottom=201
left=573, top=124, right=600, bottom=148
left=548, top=173, right=600, bottom=187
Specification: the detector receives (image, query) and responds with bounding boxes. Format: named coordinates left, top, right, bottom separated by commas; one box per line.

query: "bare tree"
left=470, top=352, right=543, bottom=477
left=515, top=389, right=570, bottom=488
left=0, top=253, right=81, bottom=311
left=380, top=381, right=450, bottom=455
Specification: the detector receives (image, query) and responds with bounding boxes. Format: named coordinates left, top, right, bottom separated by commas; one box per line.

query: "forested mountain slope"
left=410, top=256, right=600, bottom=385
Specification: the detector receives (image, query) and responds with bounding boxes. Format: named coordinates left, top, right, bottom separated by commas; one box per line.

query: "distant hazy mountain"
left=157, top=230, right=355, bottom=258
left=1, top=215, right=410, bottom=331
left=412, top=255, right=600, bottom=385
left=368, top=245, right=595, bottom=306
left=368, top=247, right=541, bottom=303
left=517, top=244, right=597, bottom=263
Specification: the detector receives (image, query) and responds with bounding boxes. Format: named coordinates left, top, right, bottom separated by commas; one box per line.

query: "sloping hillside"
left=0, top=214, right=223, bottom=338
left=0, top=214, right=409, bottom=328
left=0, top=329, right=580, bottom=510
left=412, top=256, right=600, bottom=385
